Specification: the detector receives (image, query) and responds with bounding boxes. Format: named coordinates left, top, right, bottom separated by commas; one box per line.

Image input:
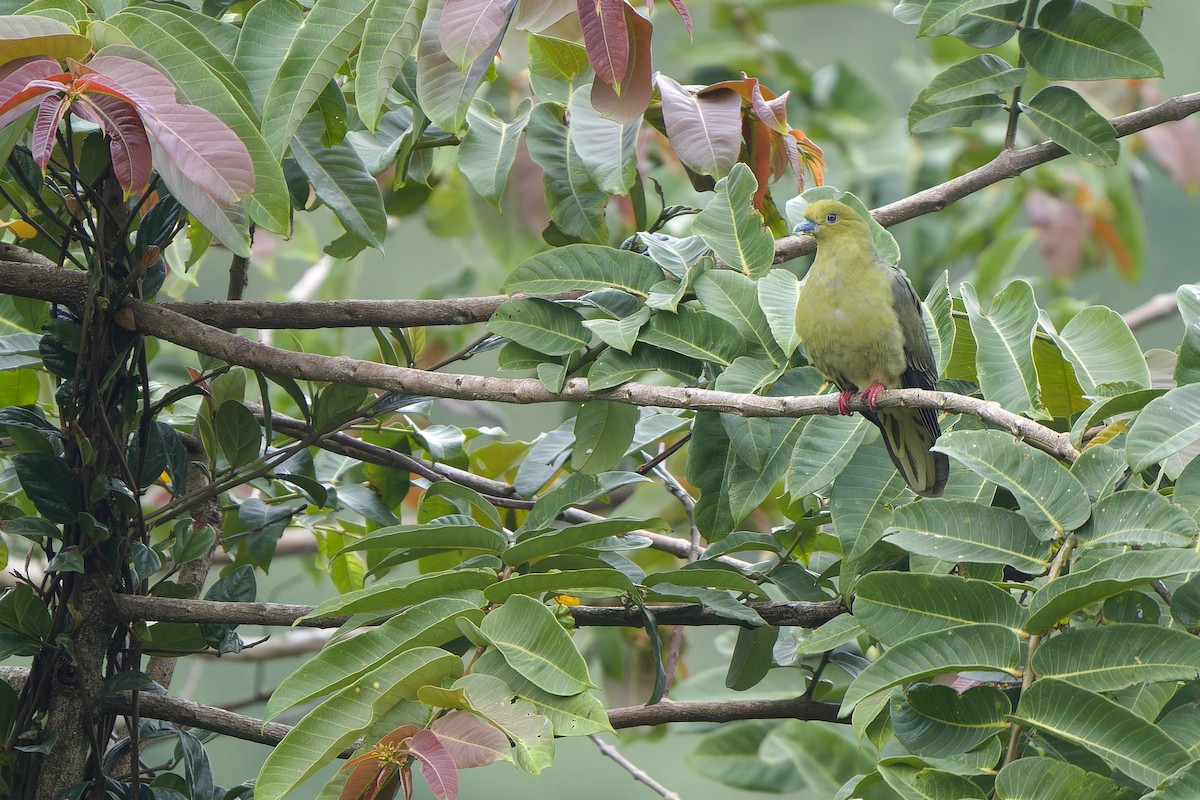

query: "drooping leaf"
left=439, top=0, right=517, bottom=69
left=918, top=0, right=1015, bottom=37
left=908, top=91, right=1005, bottom=133
left=232, top=0, right=302, bottom=112
left=357, top=0, right=427, bottom=128
left=575, top=0, right=628, bottom=87
left=891, top=682, right=1010, bottom=757
left=459, top=97, right=533, bottom=208
left=568, top=84, right=638, bottom=195
left=655, top=74, right=741, bottom=178
left=292, top=111, right=387, bottom=247
left=884, top=500, right=1048, bottom=574
left=1022, top=86, right=1119, bottom=167
left=588, top=4, right=652, bottom=124
left=525, top=101, right=607, bottom=242
left=480, top=595, right=592, bottom=696
left=259, top=0, right=373, bottom=158
left=960, top=280, right=1040, bottom=416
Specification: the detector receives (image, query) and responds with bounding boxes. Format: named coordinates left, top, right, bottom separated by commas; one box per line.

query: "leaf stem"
left=1003, top=0, right=1042, bottom=150
left=1002, top=533, right=1074, bottom=768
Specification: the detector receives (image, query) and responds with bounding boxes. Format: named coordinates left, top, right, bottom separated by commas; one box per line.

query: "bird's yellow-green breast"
left=794, top=200, right=905, bottom=390
left=793, top=198, right=948, bottom=497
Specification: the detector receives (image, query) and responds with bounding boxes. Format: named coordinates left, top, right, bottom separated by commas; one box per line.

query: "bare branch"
left=1123, top=291, right=1179, bottom=331
left=590, top=735, right=682, bottom=800
left=774, top=90, right=1200, bottom=262
left=112, top=594, right=846, bottom=630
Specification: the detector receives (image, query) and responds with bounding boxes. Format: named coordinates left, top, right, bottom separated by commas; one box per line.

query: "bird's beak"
left=794, top=219, right=817, bottom=235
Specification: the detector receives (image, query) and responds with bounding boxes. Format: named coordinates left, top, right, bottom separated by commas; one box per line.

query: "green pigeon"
left=794, top=199, right=948, bottom=497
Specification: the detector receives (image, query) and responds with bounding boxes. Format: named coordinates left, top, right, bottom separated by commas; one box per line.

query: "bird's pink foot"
left=861, top=384, right=886, bottom=411
left=837, top=390, right=855, bottom=416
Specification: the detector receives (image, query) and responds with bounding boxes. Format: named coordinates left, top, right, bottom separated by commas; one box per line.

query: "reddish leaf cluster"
left=656, top=73, right=825, bottom=211
left=576, top=0, right=688, bottom=123
left=338, top=712, right=508, bottom=800
left=0, top=51, right=253, bottom=202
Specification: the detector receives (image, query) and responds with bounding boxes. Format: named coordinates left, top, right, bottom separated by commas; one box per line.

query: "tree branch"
left=82, top=691, right=845, bottom=751
left=111, top=594, right=846, bottom=630
left=774, top=90, right=1200, bottom=262
left=1123, top=291, right=1179, bottom=331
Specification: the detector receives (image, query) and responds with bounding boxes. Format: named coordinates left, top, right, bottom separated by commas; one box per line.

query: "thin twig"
left=590, top=735, right=681, bottom=800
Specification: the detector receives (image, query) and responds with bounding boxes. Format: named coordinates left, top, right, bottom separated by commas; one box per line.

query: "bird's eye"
left=825, top=213, right=838, bottom=224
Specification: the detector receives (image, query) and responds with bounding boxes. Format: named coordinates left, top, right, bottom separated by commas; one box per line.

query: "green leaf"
left=919, top=0, right=1017, bottom=36
left=233, top=0, right=302, bottom=111
left=481, top=594, right=593, bottom=696
left=292, top=112, right=387, bottom=247
left=301, top=568, right=496, bottom=619
left=336, top=521, right=508, bottom=558
left=694, top=271, right=784, bottom=364
left=921, top=54, right=1026, bottom=104
left=691, top=163, right=775, bottom=278
left=263, top=597, right=482, bottom=722
left=638, top=305, right=744, bottom=366
left=786, top=414, right=870, bottom=498
left=588, top=344, right=701, bottom=390
left=572, top=401, right=638, bottom=473
left=1025, top=550, right=1200, bottom=634
left=1013, top=678, right=1189, bottom=789
left=487, top=298, right=589, bottom=356
left=1075, top=489, right=1196, bottom=549
left=1043, top=305, right=1149, bottom=396
left=1019, top=0, right=1163, bottom=80
left=484, top=568, right=636, bottom=603
left=582, top=306, right=650, bottom=354
left=854, top=572, right=1029, bottom=646
left=830, top=439, right=909, bottom=575
left=759, top=721, right=873, bottom=797
left=892, top=683, right=1009, bottom=757
left=526, top=101, right=607, bottom=243
left=503, top=244, right=663, bottom=296
left=1032, top=624, right=1200, bottom=692
left=687, top=721, right=805, bottom=793
left=518, top=472, right=647, bottom=533
left=1021, top=86, right=1119, bottom=167
left=725, top=626, right=779, bottom=691
left=908, top=92, right=1005, bottom=133
left=878, top=760, right=987, bottom=799
left=415, top=0, right=505, bottom=135
left=960, top=280, right=1040, bottom=416
left=567, top=85, right=638, bottom=196
left=471, top=649, right=611, bottom=736
left=460, top=97, right=533, bottom=208
left=1070, top=388, right=1163, bottom=449
left=501, top=515, right=662, bottom=566
left=841, top=623, right=1021, bottom=714
left=885, top=500, right=1049, bottom=573
left=214, top=400, right=262, bottom=468
left=758, top=269, right=802, bottom=358
left=1126, top=383, right=1200, bottom=473
left=256, top=647, right=461, bottom=800
left=260, top=0, right=372, bottom=158
left=357, top=0, right=426, bottom=128
left=934, top=429, right=1090, bottom=538
left=12, top=455, right=81, bottom=525
left=0, top=15, right=89, bottom=66
left=995, top=757, right=1123, bottom=800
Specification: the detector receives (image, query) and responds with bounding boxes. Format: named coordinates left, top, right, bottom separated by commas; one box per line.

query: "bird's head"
left=793, top=199, right=870, bottom=243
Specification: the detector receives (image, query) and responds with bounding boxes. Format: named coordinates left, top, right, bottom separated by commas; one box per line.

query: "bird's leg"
left=861, top=384, right=886, bottom=411
left=836, top=390, right=855, bottom=416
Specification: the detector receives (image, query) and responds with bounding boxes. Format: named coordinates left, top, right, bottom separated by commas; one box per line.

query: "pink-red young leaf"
left=590, top=5, right=651, bottom=124
left=750, top=83, right=788, bottom=134
left=0, top=80, right=58, bottom=132
left=78, top=55, right=253, bottom=203
left=577, top=0, right=629, bottom=88
left=666, top=0, right=691, bottom=35
left=429, top=711, right=509, bottom=769
left=72, top=93, right=153, bottom=194
left=31, top=92, right=68, bottom=169
left=407, top=730, right=459, bottom=800
left=0, top=57, right=61, bottom=103
left=399, top=766, right=414, bottom=800
left=655, top=74, right=741, bottom=178
left=439, top=0, right=518, bottom=69
left=0, top=16, right=90, bottom=68
left=338, top=762, right=401, bottom=800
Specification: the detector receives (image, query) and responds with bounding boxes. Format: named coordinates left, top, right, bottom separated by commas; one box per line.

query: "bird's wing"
left=887, top=265, right=941, bottom=435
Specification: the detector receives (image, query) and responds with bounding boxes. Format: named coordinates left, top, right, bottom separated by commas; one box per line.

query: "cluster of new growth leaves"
left=900, top=0, right=1161, bottom=165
